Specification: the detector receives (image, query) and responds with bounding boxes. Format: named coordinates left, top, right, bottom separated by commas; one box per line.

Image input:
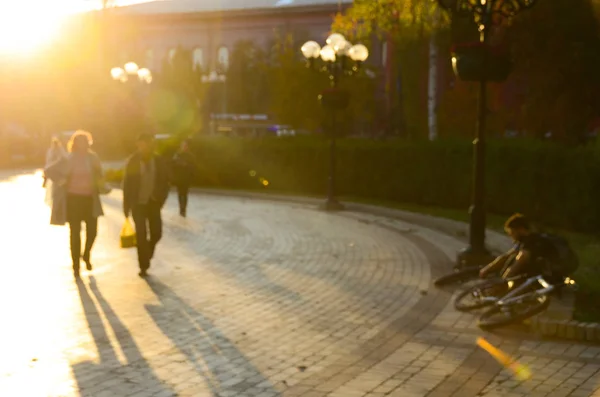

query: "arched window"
left=217, top=46, right=229, bottom=70
left=193, top=48, right=204, bottom=71
left=168, top=48, right=177, bottom=64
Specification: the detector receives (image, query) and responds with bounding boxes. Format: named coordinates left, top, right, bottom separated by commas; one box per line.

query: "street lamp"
left=110, top=62, right=153, bottom=151
left=202, top=70, right=227, bottom=116
left=110, top=62, right=153, bottom=84
left=436, top=0, right=538, bottom=268
left=301, top=34, right=369, bottom=211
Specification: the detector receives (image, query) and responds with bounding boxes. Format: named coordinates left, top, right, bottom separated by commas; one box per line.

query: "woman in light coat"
left=43, top=137, right=67, bottom=205
left=45, top=130, right=105, bottom=279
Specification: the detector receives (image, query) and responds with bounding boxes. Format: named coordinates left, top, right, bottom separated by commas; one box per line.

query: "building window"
left=193, top=48, right=204, bottom=71
left=217, top=46, right=229, bottom=70
left=168, top=48, right=177, bottom=64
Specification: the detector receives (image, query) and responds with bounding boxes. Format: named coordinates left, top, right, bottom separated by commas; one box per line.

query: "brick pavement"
left=0, top=171, right=599, bottom=397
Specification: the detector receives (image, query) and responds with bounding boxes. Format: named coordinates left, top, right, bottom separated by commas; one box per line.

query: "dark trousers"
left=67, top=194, right=98, bottom=270
left=132, top=200, right=162, bottom=270
left=176, top=184, right=190, bottom=215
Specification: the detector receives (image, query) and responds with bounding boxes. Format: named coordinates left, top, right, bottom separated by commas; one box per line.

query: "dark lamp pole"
left=436, top=0, right=538, bottom=268
left=301, top=35, right=369, bottom=212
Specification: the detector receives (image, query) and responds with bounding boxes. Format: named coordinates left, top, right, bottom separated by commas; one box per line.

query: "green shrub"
left=104, top=168, right=124, bottom=184
left=107, top=136, right=600, bottom=233
left=171, top=137, right=599, bottom=232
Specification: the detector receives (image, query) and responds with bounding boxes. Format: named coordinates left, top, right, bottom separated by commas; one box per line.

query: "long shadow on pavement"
left=71, top=277, right=175, bottom=396
left=144, top=276, right=281, bottom=397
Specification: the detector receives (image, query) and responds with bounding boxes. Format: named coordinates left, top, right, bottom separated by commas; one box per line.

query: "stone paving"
left=0, top=170, right=599, bottom=397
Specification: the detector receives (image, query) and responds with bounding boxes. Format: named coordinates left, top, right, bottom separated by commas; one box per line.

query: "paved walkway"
left=0, top=170, right=599, bottom=397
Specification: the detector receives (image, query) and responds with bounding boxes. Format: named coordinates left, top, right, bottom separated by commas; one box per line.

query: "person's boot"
left=82, top=252, right=92, bottom=271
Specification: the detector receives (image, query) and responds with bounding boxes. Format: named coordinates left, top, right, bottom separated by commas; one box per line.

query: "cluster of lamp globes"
left=110, top=62, right=153, bottom=84
left=301, top=33, right=369, bottom=63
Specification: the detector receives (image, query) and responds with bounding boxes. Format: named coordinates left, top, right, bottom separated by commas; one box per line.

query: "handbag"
left=120, top=218, right=137, bottom=248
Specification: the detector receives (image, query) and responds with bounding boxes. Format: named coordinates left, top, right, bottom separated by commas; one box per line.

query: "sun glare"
left=0, top=0, right=156, bottom=56
left=0, top=2, right=78, bottom=56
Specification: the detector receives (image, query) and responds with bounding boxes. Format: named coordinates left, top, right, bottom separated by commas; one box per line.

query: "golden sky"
left=0, top=0, right=157, bottom=55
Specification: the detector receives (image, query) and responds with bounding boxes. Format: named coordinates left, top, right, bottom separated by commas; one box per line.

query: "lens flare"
left=477, top=337, right=531, bottom=381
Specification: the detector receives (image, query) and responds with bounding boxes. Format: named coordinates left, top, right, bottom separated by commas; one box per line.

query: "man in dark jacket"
left=123, top=133, right=170, bottom=277
left=171, top=139, right=197, bottom=217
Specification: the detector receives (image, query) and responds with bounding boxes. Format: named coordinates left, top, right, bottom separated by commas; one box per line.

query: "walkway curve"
left=0, top=172, right=598, bottom=397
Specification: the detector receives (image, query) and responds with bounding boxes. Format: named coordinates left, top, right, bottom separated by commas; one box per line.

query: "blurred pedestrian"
left=123, top=133, right=170, bottom=277
left=171, top=139, right=197, bottom=217
left=43, top=136, right=67, bottom=204
left=44, top=130, right=105, bottom=279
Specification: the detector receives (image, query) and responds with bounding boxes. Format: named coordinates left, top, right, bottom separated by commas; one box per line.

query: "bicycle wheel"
left=454, top=278, right=507, bottom=312
left=434, top=267, right=481, bottom=287
left=478, top=294, right=550, bottom=330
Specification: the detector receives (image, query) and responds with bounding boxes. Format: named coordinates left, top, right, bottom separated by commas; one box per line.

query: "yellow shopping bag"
left=120, top=218, right=137, bottom=248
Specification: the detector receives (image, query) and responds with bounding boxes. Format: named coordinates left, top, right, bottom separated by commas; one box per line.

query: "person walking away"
left=172, top=139, right=196, bottom=217
left=122, top=133, right=170, bottom=277
left=44, top=131, right=104, bottom=279
left=44, top=137, right=67, bottom=204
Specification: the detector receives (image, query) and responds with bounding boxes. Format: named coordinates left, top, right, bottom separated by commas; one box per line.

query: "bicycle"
left=453, top=273, right=526, bottom=312
left=435, top=252, right=514, bottom=288
left=451, top=253, right=521, bottom=310
left=477, top=274, right=576, bottom=329
left=433, top=265, right=483, bottom=287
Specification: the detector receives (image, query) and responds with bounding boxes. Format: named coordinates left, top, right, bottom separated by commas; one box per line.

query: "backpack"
left=540, top=233, right=579, bottom=276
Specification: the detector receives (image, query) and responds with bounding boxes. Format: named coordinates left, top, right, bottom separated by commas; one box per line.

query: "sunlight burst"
left=0, top=0, right=156, bottom=55
left=0, top=2, right=73, bottom=55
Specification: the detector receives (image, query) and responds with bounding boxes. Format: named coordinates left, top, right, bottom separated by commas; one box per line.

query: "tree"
left=332, top=0, right=448, bottom=140
left=266, top=32, right=327, bottom=131
left=334, top=0, right=600, bottom=143
left=505, top=0, right=600, bottom=142
left=226, top=40, right=269, bottom=114
left=150, top=47, right=206, bottom=137
left=266, top=32, right=378, bottom=135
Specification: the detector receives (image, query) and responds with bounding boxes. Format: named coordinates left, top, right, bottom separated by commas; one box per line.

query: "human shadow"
left=71, top=277, right=175, bottom=396
left=144, top=276, right=281, bottom=397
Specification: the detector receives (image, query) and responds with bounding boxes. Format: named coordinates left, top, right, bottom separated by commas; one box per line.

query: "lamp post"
left=436, top=0, right=537, bottom=268
left=301, top=34, right=369, bottom=211
left=110, top=62, right=153, bottom=150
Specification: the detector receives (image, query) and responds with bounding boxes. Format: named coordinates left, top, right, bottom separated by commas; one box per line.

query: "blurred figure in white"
left=45, top=130, right=106, bottom=279
left=44, top=137, right=67, bottom=205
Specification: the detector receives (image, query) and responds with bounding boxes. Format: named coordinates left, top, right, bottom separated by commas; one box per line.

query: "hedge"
left=108, top=136, right=600, bottom=233
left=175, top=137, right=600, bottom=233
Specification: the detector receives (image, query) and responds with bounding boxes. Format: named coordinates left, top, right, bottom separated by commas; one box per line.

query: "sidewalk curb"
left=529, top=318, right=600, bottom=343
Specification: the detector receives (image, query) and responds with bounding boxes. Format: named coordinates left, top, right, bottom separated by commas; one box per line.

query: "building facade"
left=109, top=0, right=384, bottom=73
